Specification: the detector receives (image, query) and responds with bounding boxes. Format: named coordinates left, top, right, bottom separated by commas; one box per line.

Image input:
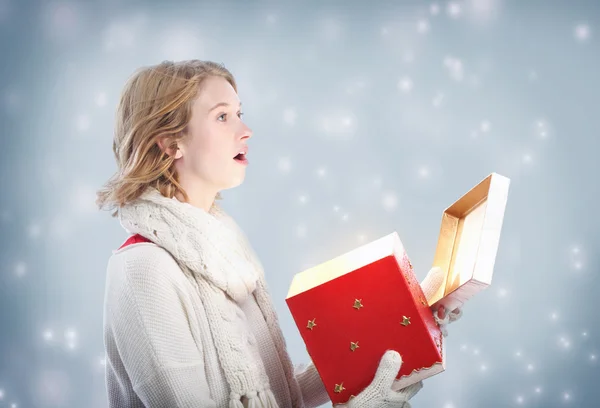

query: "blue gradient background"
left=0, top=0, right=598, bottom=407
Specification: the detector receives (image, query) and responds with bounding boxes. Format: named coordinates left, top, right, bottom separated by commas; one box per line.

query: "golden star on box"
left=307, top=318, right=317, bottom=330
left=353, top=299, right=363, bottom=310
left=350, top=341, right=359, bottom=352
left=334, top=383, right=345, bottom=393
left=401, top=316, right=411, bottom=326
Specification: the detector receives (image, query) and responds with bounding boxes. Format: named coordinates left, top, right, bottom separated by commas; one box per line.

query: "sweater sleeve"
left=104, top=246, right=217, bottom=408
left=294, top=361, right=331, bottom=408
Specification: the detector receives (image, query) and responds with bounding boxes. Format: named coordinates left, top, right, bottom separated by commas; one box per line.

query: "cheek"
left=187, top=135, right=230, bottom=172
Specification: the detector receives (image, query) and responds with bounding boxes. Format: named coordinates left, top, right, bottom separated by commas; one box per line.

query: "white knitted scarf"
left=118, top=187, right=305, bottom=408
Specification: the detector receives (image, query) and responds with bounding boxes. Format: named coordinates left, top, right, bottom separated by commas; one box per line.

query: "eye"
left=217, top=113, right=227, bottom=122
left=238, top=111, right=244, bottom=118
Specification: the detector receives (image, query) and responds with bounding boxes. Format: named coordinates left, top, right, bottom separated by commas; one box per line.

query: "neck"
left=174, top=187, right=217, bottom=212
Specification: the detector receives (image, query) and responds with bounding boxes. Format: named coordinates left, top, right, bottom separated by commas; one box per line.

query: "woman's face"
left=174, top=76, right=252, bottom=200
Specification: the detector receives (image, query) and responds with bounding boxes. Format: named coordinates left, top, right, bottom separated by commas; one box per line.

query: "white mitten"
left=419, top=266, right=445, bottom=303
left=334, top=350, right=423, bottom=408
left=420, top=266, right=464, bottom=337
left=432, top=305, right=463, bottom=337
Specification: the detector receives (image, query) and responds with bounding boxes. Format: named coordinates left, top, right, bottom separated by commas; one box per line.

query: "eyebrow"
left=208, top=101, right=242, bottom=112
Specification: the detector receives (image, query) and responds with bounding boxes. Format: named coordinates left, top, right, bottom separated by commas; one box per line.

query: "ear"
left=157, top=136, right=183, bottom=159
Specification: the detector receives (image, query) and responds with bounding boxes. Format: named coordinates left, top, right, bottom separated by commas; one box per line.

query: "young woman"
left=96, top=60, right=462, bottom=408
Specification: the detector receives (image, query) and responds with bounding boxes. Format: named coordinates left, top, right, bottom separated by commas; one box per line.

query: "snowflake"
left=28, top=222, right=42, bottom=239
left=317, top=112, right=356, bottom=137
left=417, top=166, right=430, bottom=178
left=403, top=50, right=415, bottom=64
left=158, top=26, right=204, bottom=61
left=320, top=18, right=343, bottom=42
left=382, top=191, right=398, bottom=211
left=443, top=56, right=464, bottom=81
left=574, top=23, right=591, bottom=41
left=43, top=330, right=53, bottom=342
left=417, top=19, right=430, bottom=34
left=315, top=166, right=327, bottom=178
left=266, top=13, right=277, bottom=24
left=432, top=92, right=445, bottom=108
left=96, top=92, right=107, bottom=107
left=277, top=157, right=292, bottom=173
left=75, top=114, right=90, bottom=132
left=297, top=194, right=309, bottom=205
left=283, top=107, right=297, bottom=126
left=447, top=2, right=462, bottom=18
left=480, top=120, right=491, bottom=133
left=398, top=76, right=413, bottom=92
left=14, top=262, right=27, bottom=278
left=296, top=224, right=307, bottom=238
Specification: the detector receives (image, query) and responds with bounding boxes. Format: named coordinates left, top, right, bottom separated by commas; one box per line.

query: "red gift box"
left=286, top=232, right=445, bottom=405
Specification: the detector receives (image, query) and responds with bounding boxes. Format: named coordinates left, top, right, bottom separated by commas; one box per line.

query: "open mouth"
left=233, top=152, right=248, bottom=164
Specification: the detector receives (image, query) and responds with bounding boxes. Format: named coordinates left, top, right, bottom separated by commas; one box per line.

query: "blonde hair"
left=96, top=60, right=236, bottom=216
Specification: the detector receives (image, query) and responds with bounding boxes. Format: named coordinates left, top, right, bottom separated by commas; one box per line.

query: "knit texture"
left=335, top=351, right=423, bottom=408
left=420, top=266, right=464, bottom=337
left=104, top=187, right=330, bottom=407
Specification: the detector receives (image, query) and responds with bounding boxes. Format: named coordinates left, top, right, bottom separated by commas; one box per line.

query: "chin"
left=223, top=176, right=245, bottom=190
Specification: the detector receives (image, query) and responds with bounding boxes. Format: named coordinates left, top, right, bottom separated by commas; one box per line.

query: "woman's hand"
left=432, top=304, right=463, bottom=337
left=419, top=266, right=464, bottom=337
left=333, top=350, right=423, bottom=408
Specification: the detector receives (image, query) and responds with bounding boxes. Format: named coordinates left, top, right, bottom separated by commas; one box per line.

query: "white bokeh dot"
left=447, top=2, right=462, bottom=18
left=277, top=157, right=292, bottom=173
left=382, top=191, right=398, bottom=211
left=14, top=261, right=27, bottom=278
left=283, top=107, right=297, bottom=126
left=417, top=19, right=430, bottom=34
left=296, top=224, right=307, bottom=238
left=444, top=56, right=464, bottom=81
left=398, top=76, right=413, bottom=92
left=574, top=23, right=591, bottom=41
left=266, top=13, right=277, bottom=24
left=417, top=166, right=430, bottom=178
left=75, top=114, right=90, bottom=132
left=480, top=120, right=491, bottom=133
left=95, top=92, right=107, bottom=107
left=43, top=329, right=53, bottom=342
left=158, top=26, right=204, bottom=61
left=28, top=222, right=42, bottom=239
left=432, top=92, right=445, bottom=108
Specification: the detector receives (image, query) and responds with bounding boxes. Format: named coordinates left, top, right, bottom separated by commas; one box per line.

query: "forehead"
left=194, top=76, right=239, bottom=109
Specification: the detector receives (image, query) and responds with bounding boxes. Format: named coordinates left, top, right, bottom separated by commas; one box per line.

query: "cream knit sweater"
left=103, top=241, right=330, bottom=407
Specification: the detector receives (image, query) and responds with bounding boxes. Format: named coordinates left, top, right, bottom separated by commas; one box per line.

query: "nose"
left=239, top=121, right=253, bottom=140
